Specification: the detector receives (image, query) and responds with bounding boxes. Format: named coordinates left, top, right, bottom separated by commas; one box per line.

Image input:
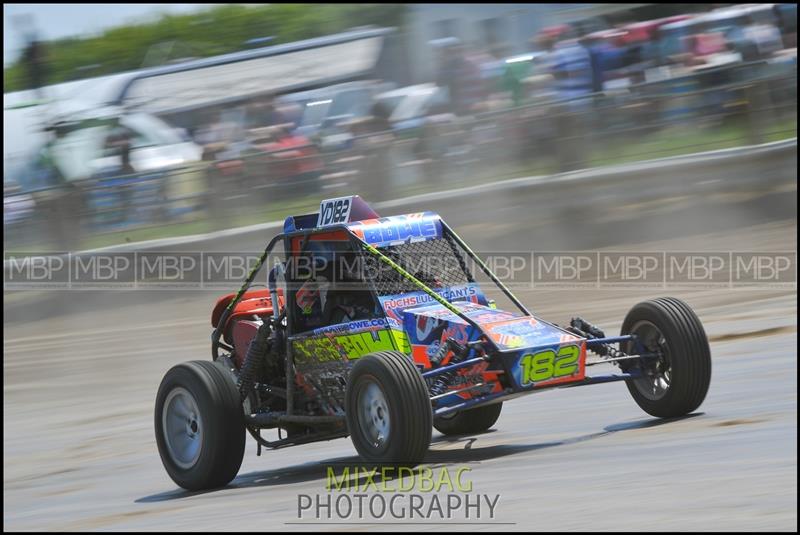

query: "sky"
left=3, top=4, right=218, bottom=65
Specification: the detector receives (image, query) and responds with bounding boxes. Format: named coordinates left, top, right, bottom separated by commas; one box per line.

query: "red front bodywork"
left=212, top=288, right=284, bottom=333
left=211, top=288, right=286, bottom=368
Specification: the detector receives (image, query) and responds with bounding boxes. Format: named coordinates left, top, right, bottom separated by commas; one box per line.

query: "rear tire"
left=346, top=351, right=432, bottom=466
left=155, top=360, right=246, bottom=490
left=434, top=402, right=503, bottom=436
left=621, top=297, right=711, bottom=418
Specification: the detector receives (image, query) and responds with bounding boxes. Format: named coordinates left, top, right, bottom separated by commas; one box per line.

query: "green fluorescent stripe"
left=224, top=249, right=269, bottom=312
left=445, top=223, right=530, bottom=316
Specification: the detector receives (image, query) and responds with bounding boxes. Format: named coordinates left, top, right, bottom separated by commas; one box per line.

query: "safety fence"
left=3, top=62, right=797, bottom=250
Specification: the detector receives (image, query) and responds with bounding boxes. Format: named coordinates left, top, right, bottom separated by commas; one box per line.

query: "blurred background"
left=3, top=3, right=797, bottom=251
left=3, top=6, right=797, bottom=531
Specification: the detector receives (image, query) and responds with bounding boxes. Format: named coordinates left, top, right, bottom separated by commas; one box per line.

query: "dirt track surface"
left=4, top=219, right=797, bottom=531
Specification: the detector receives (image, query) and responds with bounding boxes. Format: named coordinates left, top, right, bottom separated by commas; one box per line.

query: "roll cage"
left=211, top=218, right=531, bottom=361
left=211, top=211, right=652, bottom=440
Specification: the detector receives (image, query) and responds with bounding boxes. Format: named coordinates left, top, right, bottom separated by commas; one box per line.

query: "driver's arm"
left=323, top=289, right=377, bottom=325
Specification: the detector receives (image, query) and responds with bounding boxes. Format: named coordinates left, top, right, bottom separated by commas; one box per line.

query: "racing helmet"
left=294, top=240, right=336, bottom=280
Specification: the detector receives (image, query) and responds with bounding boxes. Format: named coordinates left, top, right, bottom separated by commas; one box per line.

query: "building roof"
left=116, top=27, right=393, bottom=116
left=4, top=27, right=393, bottom=170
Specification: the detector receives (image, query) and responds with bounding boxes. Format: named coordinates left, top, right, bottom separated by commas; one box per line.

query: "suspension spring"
left=428, top=338, right=469, bottom=397
left=238, top=322, right=271, bottom=401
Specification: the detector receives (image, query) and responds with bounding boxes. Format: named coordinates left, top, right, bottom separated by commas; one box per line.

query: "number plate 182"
left=519, top=344, right=584, bottom=387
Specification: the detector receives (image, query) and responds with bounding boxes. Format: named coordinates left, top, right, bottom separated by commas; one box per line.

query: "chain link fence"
left=4, top=62, right=797, bottom=251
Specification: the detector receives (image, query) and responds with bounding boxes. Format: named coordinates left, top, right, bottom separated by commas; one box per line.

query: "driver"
left=325, top=251, right=376, bottom=324
left=293, top=241, right=333, bottom=330
left=294, top=246, right=376, bottom=329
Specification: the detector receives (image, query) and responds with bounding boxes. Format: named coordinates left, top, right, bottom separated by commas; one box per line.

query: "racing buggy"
left=155, top=196, right=712, bottom=490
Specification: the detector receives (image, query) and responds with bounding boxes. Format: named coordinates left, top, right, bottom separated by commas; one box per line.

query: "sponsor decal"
left=516, top=343, right=586, bottom=387
left=349, top=213, right=441, bottom=247
left=312, top=318, right=390, bottom=335
left=415, top=315, right=444, bottom=343
left=293, top=329, right=410, bottom=362
left=380, top=284, right=481, bottom=317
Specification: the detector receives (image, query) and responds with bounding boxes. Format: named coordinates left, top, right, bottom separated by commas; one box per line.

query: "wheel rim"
left=630, top=320, right=672, bottom=401
left=356, top=379, right=391, bottom=449
left=162, top=387, right=203, bottom=469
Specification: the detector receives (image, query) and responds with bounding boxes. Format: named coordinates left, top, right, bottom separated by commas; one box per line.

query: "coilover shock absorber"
left=568, top=317, right=627, bottom=361
left=238, top=321, right=272, bottom=401
left=428, top=338, right=470, bottom=397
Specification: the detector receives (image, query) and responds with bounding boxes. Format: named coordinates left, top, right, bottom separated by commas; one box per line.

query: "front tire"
left=434, top=402, right=503, bottom=436
left=346, top=351, right=432, bottom=466
left=155, top=360, right=246, bottom=490
left=621, top=297, right=711, bottom=418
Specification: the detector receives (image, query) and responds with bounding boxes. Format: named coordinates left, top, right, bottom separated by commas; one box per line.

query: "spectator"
left=474, top=45, right=500, bottom=89
left=548, top=24, right=593, bottom=171
left=261, top=124, right=324, bottom=193
left=414, top=100, right=455, bottom=186
left=433, top=38, right=485, bottom=116
left=550, top=26, right=594, bottom=102
left=247, top=96, right=287, bottom=130
left=522, top=29, right=562, bottom=167
left=433, top=39, right=458, bottom=110
left=491, top=43, right=532, bottom=108
left=527, top=30, right=562, bottom=100
left=585, top=34, right=601, bottom=92
left=683, top=23, right=728, bottom=65
left=349, top=101, right=395, bottom=201
left=621, top=43, right=651, bottom=85
left=30, top=126, right=83, bottom=249
left=277, top=102, right=303, bottom=131
left=774, top=3, right=797, bottom=49
left=196, top=108, right=232, bottom=148
left=100, top=127, right=137, bottom=225
left=741, top=14, right=784, bottom=60
left=464, top=45, right=492, bottom=112
left=640, top=26, right=666, bottom=71
left=578, top=33, right=609, bottom=94
left=30, top=127, right=67, bottom=190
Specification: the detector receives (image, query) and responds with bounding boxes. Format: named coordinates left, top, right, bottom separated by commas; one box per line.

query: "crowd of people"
left=186, top=3, right=797, bottom=216
left=185, top=5, right=796, bottom=168
left=9, top=5, right=795, bottom=248
left=428, top=5, right=796, bottom=117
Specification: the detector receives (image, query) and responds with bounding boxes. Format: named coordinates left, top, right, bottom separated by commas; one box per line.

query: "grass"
left=586, top=116, right=798, bottom=168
